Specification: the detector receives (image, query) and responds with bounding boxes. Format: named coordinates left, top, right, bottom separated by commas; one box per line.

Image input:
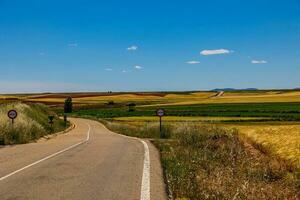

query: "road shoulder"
left=145, top=140, right=168, bottom=200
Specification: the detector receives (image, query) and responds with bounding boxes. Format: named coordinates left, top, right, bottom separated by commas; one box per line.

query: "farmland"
left=2, top=90, right=300, bottom=106
left=1, top=90, right=300, bottom=198
left=234, top=124, right=300, bottom=171
left=1, top=90, right=299, bottom=120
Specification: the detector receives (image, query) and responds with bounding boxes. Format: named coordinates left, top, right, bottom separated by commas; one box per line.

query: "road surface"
left=0, top=118, right=167, bottom=200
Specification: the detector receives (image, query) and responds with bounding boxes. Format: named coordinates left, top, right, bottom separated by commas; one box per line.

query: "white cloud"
left=127, top=45, right=138, bottom=51
left=134, top=65, right=143, bottom=69
left=68, top=43, right=78, bottom=47
left=200, top=49, right=232, bottom=56
left=251, top=60, right=267, bottom=64
left=186, top=61, right=200, bottom=64
left=122, top=70, right=128, bottom=73
left=105, top=68, right=113, bottom=71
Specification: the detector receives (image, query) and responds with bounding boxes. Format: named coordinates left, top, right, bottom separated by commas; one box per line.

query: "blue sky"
left=0, top=0, right=300, bottom=93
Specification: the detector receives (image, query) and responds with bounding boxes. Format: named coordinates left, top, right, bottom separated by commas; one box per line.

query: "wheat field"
left=234, top=124, right=300, bottom=170
left=3, top=90, right=300, bottom=106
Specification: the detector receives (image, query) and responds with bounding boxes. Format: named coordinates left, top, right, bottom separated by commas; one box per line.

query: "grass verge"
left=0, top=102, right=68, bottom=145
left=103, top=120, right=300, bottom=199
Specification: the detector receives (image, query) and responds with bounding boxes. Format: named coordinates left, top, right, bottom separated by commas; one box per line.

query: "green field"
left=67, top=102, right=300, bottom=122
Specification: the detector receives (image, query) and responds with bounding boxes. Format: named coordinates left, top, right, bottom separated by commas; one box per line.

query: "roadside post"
left=64, top=114, right=67, bottom=126
left=7, top=110, right=17, bottom=125
left=48, top=115, right=54, bottom=132
left=156, top=108, right=165, bottom=138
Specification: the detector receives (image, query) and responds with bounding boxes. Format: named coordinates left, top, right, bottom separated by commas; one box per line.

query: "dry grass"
left=0, top=103, right=44, bottom=144
left=142, top=91, right=300, bottom=107
left=234, top=124, right=300, bottom=171
left=103, top=120, right=299, bottom=199
left=158, top=124, right=299, bottom=199
left=109, top=118, right=300, bottom=173
left=0, top=102, right=66, bottom=144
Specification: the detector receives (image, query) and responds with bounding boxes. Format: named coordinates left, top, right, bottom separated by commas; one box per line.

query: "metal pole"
left=64, top=115, right=67, bottom=126
left=160, top=116, right=162, bottom=138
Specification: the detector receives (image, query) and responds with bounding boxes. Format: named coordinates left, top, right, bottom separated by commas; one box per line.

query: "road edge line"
left=140, top=140, right=151, bottom=200
left=95, top=121, right=152, bottom=200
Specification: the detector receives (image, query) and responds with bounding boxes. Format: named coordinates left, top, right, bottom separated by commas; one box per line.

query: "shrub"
left=0, top=102, right=66, bottom=144
left=155, top=123, right=299, bottom=199
left=64, top=97, right=73, bottom=113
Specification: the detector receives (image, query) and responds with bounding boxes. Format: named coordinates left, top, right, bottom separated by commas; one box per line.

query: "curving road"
left=0, top=118, right=167, bottom=200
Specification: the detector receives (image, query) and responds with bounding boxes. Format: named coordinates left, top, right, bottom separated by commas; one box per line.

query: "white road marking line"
left=0, top=122, right=91, bottom=181
left=85, top=122, right=91, bottom=141
left=140, top=140, right=151, bottom=200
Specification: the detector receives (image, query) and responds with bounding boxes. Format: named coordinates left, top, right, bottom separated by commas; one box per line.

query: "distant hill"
left=211, top=88, right=258, bottom=92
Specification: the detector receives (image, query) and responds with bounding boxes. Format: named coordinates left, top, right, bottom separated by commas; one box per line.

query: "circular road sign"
left=8, top=110, right=18, bottom=119
left=156, top=109, right=165, bottom=117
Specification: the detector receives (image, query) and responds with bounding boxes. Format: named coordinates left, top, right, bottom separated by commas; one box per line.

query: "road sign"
left=7, top=109, right=17, bottom=124
left=48, top=116, right=54, bottom=124
left=156, top=109, right=165, bottom=117
left=48, top=116, right=54, bottom=132
left=64, top=114, right=67, bottom=122
left=156, top=109, right=165, bottom=138
left=7, top=110, right=17, bottom=120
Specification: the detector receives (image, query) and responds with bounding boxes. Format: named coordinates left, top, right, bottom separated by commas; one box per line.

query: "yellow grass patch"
left=74, top=94, right=163, bottom=103
left=141, top=91, right=300, bottom=107
left=26, top=98, right=65, bottom=103
left=235, top=124, right=300, bottom=169
left=5, top=90, right=300, bottom=106
left=0, top=95, right=20, bottom=99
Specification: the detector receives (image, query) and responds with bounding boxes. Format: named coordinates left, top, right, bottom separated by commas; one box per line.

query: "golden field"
left=1, top=90, right=300, bottom=106
left=111, top=118, right=300, bottom=170
left=234, top=124, right=300, bottom=170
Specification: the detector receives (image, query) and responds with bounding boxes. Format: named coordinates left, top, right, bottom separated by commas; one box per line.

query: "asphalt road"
left=0, top=118, right=167, bottom=200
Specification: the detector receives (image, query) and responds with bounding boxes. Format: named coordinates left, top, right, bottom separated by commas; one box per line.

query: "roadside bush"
left=155, top=123, right=299, bottom=199
left=0, top=102, right=67, bottom=145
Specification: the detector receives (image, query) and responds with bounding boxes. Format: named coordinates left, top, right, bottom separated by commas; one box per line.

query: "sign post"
left=156, top=109, right=165, bottom=138
left=7, top=110, right=17, bottom=125
left=48, top=115, right=54, bottom=132
left=64, top=114, right=67, bottom=126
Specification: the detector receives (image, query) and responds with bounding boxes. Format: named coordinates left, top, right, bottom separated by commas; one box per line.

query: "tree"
left=127, top=103, right=136, bottom=112
left=64, top=97, right=73, bottom=113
